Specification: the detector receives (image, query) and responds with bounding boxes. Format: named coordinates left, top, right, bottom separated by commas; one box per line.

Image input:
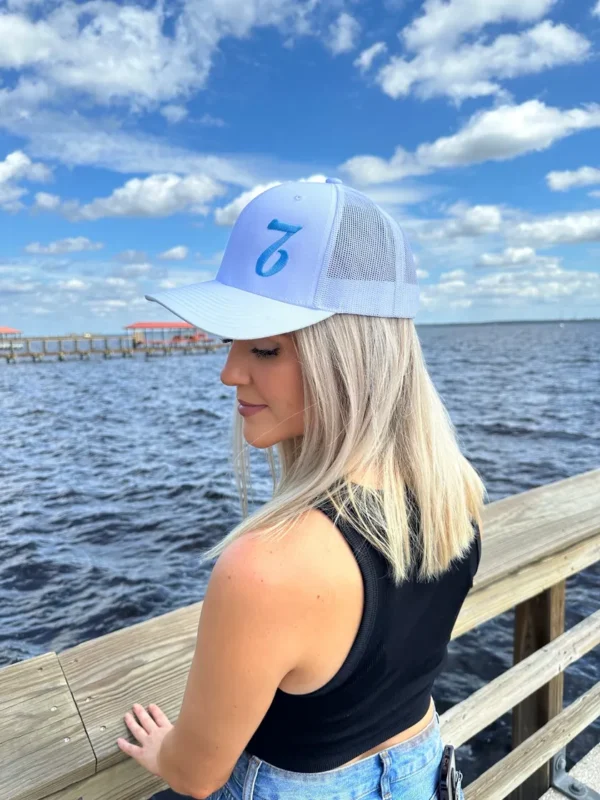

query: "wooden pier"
left=1, top=468, right=599, bottom=800
left=0, top=334, right=230, bottom=364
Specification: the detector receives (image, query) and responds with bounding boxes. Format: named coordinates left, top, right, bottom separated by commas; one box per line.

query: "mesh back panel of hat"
left=314, top=185, right=417, bottom=317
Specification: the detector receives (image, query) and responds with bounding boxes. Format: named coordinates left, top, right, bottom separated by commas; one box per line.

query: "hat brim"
left=145, top=280, right=336, bottom=340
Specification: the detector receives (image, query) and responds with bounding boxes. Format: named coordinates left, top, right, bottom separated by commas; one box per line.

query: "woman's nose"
left=220, top=349, right=249, bottom=387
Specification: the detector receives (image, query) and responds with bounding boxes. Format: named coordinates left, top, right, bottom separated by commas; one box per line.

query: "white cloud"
left=341, top=100, right=600, bottom=184
left=510, top=210, right=600, bottom=245
left=594, top=1, right=600, bottom=16
left=155, top=268, right=216, bottom=291
left=421, top=257, right=600, bottom=312
left=215, top=174, right=327, bottom=226
left=159, top=246, right=189, bottom=261
left=198, top=113, right=226, bottom=128
left=119, top=262, right=153, bottom=277
left=354, top=42, right=387, bottom=73
left=546, top=166, right=600, bottom=191
left=402, top=0, right=556, bottom=50
left=478, top=247, right=537, bottom=266
left=33, top=191, right=61, bottom=211
left=445, top=205, right=503, bottom=237
left=377, top=20, right=589, bottom=102
left=160, top=105, right=188, bottom=124
left=477, top=247, right=560, bottom=268
left=35, top=173, right=225, bottom=220
left=0, top=149, right=52, bottom=210
left=25, top=237, right=104, bottom=254
left=357, top=183, right=440, bottom=207
left=327, top=12, right=360, bottom=55
left=440, top=268, right=467, bottom=281
left=59, top=278, right=88, bottom=292
left=0, top=1, right=322, bottom=112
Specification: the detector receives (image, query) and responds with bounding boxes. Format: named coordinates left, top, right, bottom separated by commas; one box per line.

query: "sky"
left=1, top=0, right=600, bottom=336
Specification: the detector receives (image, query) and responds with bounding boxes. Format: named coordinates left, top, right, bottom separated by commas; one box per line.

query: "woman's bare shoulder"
left=214, top=507, right=357, bottom=625
left=220, top=508, right=345, bottom=583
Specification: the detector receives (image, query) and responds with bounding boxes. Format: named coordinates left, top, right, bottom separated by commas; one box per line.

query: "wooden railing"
left=1, top=468, right=599, bottom=800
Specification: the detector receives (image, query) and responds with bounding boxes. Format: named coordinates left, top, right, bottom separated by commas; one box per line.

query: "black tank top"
left=245, top=491, right=482, bottom=772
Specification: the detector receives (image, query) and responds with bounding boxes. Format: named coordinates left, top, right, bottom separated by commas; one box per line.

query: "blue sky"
left=1, top=0, right=599, bottom=335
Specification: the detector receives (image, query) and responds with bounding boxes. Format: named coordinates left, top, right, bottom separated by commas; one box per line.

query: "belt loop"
left=379, top=750, right=393, bottom=800
left=243, top=755, right=261, bottom=800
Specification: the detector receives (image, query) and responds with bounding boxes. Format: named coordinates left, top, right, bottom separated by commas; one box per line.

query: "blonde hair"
left=199, top=314, right=487, bottom=586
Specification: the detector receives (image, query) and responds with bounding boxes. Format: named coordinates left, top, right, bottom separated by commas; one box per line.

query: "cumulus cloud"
left=594, top=1, right=600, bottom=16
left=25, top=237, right=104, bottom=254
left=33, top=191, right=61, bottom=211
left=421, top=257, right=600, bottom=312
left=0, top=149, right=52, bottom=210
left=370, top=0, right=588, bottom=102
left=403, top=0, right=555, bottom=50
left=510, top=210, right=600, bottom=245
left=158, top=245, right=189, bottom=260
left=160, top=105, right=188, bottom=124
left=327, top=12, right=361, bottom=55
left=341, top=100, right=600, bottom=184
left=0, top=0, right=322, bottom=112
left=35, top=173, right=225, bottom=221
left=354, top=42, right=387, bottom=72
left=478, top=247, right=537, bottom=267
left=418, top=204, right=504, bottom=241
left=215, top=174, right=327, bottom=226
left=378, top=21, right=589, bottom=102
left=546, top=166, right=600, bottom=191
left=476, top=247, right=559, bottom=268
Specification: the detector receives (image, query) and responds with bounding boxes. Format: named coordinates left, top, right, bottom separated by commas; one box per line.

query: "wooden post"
left=509, top=580, right=566, bottom=800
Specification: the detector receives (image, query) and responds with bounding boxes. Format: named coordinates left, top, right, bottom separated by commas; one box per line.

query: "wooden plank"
left=472, top=468, right=600, bottom=592
left=464, top=681, right=600, bottom=800
left=2, top=469, right=599, bottom=799
left=453, top=531, right=600, bottom=639
left=440, top=608, right=600, bottom=748
left=44, top=757, right=167, bottom=800
left=509, top=582, right=566, bottom=800
left=58, top=602, right=202, bottom=771
left=0, top=653, right=95, bottom=800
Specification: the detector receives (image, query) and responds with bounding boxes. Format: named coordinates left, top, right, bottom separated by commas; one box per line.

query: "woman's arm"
left=158, top=513, right=322, bottom=798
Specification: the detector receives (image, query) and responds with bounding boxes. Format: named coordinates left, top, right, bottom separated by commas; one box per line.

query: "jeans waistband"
left=231, top=703, right=443, bottom=800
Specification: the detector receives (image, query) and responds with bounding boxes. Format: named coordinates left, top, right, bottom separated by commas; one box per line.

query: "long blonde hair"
left=199, top=313, right=487, bottom=586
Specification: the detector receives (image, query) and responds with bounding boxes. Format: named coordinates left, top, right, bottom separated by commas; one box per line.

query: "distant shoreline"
left=9, top=317, right=600, bottom=337
left=416, top=317, right=600, bottom=327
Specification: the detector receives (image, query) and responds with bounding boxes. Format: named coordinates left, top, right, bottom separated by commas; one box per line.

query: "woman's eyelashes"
left=220, top=339, right=279, bottom=358
left=251, top=347, right=280, bottom=359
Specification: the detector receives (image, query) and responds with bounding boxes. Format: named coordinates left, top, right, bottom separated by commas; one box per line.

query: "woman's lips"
left=238, top=403, right=267, bottom=417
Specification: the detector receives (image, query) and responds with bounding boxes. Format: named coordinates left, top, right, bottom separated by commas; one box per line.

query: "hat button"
left=326, top=177, right=343, bottom=184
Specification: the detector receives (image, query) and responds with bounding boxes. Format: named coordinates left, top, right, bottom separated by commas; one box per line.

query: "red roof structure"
left=0, top=327, right=22, bottom=334
left=124, top=322, right=197, bottom=330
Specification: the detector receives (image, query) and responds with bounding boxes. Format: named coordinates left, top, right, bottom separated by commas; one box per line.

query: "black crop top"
left=245, top=491, right=482, bottom=772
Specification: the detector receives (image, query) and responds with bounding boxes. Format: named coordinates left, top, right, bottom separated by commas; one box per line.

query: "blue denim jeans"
left=149, top=706, right=465, bottom=800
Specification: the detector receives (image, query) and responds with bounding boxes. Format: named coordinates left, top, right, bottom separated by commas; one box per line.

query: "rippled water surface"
left=1, top=320, right=599, bottom=783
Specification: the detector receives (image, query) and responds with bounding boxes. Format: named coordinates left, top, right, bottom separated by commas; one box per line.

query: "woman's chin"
left=242, top=427, right=273, bottom=449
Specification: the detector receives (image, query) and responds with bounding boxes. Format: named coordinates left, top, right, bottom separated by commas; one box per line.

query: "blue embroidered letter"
left=256, top=219, right=303, bottom=277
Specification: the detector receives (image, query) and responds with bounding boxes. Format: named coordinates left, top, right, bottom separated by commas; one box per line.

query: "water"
left=1, top=320, right=598, bottom=784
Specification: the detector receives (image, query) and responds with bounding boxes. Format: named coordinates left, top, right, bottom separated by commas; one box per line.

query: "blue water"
left=1, top=320, right=598, bottom=783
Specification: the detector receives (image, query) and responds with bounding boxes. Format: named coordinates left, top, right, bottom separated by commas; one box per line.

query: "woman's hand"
left=117, top=702, right=174, bottom=778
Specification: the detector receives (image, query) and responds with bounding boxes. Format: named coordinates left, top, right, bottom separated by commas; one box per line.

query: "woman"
left=131, top=178, right=485, bottom=799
